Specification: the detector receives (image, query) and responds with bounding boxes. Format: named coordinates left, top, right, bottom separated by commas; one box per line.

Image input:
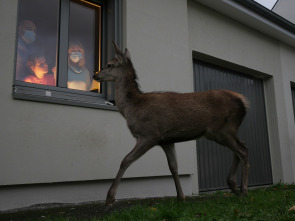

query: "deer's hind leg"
left=227, top=154, right=240, bottom=196
left=236, top=139, right=249, bottom=195
left=206, top=130, right=249, bottom=196
left=161, top=144, right=185, bottom=201
left=227, top=137, right=249, bottom=196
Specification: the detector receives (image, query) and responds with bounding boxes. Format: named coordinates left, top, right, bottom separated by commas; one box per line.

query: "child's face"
left=32, top=57, right=48, bottom=76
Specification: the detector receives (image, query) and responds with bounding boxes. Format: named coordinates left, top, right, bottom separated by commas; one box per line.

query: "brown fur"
left=94, top=42, right=250, bottom=210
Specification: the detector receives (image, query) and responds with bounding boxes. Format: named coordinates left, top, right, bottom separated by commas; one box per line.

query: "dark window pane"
left=68, top=0, right=101, bottom=92
left=16, top=0, right=59, bottom=86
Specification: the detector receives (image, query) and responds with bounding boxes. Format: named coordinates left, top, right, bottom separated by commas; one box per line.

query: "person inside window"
left=16, top=20, right=37, bottom=81
left=24, top=55, right=56, bottom=86
left=67, top=42, right=91, bottom=91
left=52, top=65, right=57, bottom=81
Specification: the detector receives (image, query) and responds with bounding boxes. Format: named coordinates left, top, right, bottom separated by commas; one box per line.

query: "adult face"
left=20, top=20, right=37, bottom=44
left=68, top=44, right=84, bottom=63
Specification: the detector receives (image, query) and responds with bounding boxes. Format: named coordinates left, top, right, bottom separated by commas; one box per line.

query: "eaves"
left=194, top=0, right=295, bottom=48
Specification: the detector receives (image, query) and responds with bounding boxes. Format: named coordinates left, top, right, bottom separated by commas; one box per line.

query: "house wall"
left=0, top=0, right=195, bottom=211
left=278, top=44, right=295, bottom=178
left=273, top=0, right=295, bottom=24
left=188, top=0, right=295, bottom=184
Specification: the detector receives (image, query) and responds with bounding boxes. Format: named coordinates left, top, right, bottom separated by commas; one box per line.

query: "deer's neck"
left=115, top=67, right=142, bottom=117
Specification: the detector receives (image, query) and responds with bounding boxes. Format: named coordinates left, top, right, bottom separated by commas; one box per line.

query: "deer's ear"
left=124, top=48, right=131, bottom=61
left=112, top=41, right=125, bottom=64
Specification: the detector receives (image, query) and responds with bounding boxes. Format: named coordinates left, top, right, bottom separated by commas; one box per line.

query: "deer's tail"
left=224, top=90, right=250, bottom=126
left=237, top=93, right=250, bottom=112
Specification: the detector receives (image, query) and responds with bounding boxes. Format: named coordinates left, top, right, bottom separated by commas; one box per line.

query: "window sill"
left=13, top=83, right=117, bottom=111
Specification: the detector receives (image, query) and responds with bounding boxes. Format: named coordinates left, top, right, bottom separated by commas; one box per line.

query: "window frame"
left=13, top=0, right=122, bottom=110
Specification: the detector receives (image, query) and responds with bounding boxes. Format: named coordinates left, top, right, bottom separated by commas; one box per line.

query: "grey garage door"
left=194, top=60, right=273, bottom=192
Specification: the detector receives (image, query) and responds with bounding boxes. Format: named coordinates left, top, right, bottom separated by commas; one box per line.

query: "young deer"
left=94, top=42, right=250, bottom=209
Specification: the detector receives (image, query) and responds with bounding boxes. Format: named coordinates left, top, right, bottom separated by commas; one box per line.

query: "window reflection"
left=68, top=0, right=101, bottom=92
left=15, top=0, right=58, bottom=86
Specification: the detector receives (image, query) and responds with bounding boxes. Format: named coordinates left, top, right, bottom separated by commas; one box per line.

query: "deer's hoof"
left=104, top=197, right=115, bottom=213
left=104, top=203, right=113, bottom=213
left=177, top=195, right=185, bottom=202
left=240, top=189, right=248, bottom=196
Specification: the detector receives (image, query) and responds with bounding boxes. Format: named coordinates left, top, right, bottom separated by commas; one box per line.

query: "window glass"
left=68, top=0, right=101, bottom=92
left=16, top=0, right=59, bottom=86
left=13, top=0, right=119, bottom=109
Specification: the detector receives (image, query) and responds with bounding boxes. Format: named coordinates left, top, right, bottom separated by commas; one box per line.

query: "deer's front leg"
left=105, top=140, right=153, bottom=209
left=162, top=144, right=185, bottom=201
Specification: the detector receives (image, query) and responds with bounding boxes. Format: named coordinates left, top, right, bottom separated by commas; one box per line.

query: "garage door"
left=194, top=60, right=273, bottom=192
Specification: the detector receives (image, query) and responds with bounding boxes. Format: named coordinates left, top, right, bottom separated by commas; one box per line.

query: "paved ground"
left=0, top=201, right=117, bottom=220
left=0, top=197, right=170, bottom=221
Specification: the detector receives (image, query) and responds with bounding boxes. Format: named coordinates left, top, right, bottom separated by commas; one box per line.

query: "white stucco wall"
left=278, top=44, right=295, bottom=180
left=188, top=0, right=281, bottom=76
left=0, top=0, right=195, bottom=187
left=0, top=0, right=196, bottom=210
left=188, top=0, right=295, bottom=184
left=124, top=0, right=193, bottom=93
left=273, top=0, right=295, bottom=24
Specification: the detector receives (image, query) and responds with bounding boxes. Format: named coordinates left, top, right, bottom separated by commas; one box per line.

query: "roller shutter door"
left=194, top=60, right=273, bottom=192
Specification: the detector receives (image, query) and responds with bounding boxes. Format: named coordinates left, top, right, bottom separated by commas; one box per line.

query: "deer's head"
left=94, top=41, right=131, bottom=82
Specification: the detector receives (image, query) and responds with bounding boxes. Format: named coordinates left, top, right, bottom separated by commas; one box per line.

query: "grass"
left=102, top=184, right=295, bottom=221
left=2, top=183, right=295, bottom=220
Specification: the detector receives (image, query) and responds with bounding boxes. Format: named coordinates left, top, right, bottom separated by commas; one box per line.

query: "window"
left=13, top=0, right=121, bottom=110
left=68, top=0, right=101, bottom=92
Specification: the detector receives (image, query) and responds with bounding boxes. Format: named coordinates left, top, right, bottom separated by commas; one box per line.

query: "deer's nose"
left=93, top=73, right=100, bottom=81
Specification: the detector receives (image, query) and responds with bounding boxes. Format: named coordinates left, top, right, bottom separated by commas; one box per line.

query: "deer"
left=93, top=42, right=250, bottom=210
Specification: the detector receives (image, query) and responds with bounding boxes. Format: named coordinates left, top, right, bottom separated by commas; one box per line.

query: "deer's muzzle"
left=93, top=71, right=101, bottom=81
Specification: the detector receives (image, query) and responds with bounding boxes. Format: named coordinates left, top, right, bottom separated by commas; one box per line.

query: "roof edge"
left=236, top=0, right=295, bottom=33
